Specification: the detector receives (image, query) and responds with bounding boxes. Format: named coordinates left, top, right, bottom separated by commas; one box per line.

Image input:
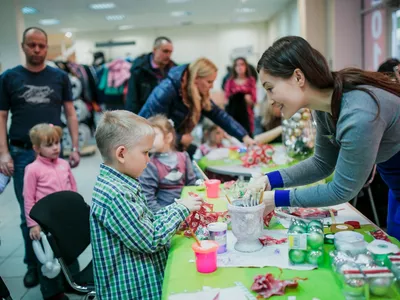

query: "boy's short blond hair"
left=29, top=123, right=62, bottom=147
left=95, top=110, right=154, bottom=163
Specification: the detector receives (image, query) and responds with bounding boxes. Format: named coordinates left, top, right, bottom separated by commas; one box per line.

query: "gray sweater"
left=280, top=86, right=400, bottom=207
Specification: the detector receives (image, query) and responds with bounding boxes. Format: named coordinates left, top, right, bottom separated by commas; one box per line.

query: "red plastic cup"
left=205, top=179, right=221, bottom=198
left=192, top=240, right=219, bottom=273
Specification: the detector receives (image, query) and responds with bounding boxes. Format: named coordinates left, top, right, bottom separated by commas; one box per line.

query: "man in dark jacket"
left=125, top=36, right=176, bottom=113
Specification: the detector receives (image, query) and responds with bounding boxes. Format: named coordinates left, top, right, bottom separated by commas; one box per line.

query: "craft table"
left=162, top=186, right=400, bottom=300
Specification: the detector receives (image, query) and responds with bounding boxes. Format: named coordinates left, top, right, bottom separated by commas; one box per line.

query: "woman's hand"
left=244, top=94, right=254, bottom=107
left=243, top=135, right=256, bottom=147
left=181, top=133, right=193, bottom=148
left=262, top=191, right=276, bottom=217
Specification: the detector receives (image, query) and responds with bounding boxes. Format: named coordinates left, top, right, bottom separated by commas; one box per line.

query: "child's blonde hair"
left=95, top=110, right=154, bottom=163
left=29, top=123, right=62, bottom=147
left=148, top=114, right=176, bottom=150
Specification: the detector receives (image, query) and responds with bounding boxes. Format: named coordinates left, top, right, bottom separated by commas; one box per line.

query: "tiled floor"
left=0, top=151, right=102, bottom=299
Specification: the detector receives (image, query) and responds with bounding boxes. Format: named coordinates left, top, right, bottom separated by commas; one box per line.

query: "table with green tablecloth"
left=162, top=186, right=400, bottom=299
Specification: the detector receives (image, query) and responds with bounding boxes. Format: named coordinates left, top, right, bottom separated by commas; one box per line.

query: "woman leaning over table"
left=139, top=57, right=255, bottom=158
left=260, top=36, right=400, bottom=241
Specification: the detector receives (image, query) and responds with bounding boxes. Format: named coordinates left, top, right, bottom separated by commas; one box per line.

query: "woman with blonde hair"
left=139, top=57, right=255, bottom=157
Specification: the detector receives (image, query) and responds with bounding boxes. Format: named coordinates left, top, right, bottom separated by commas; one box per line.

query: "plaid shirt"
left=90, top=164, right=189, bottom=299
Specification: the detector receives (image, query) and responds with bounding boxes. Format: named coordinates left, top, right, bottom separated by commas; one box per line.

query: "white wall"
left=73, top=0, right=299, bottom=92
left=74, top=22, right=269, bottom=90
left=266, top=0, right=299, bottom=46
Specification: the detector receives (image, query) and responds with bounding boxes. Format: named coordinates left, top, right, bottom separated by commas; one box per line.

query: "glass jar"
left=282, top=108, right=316, bottom=160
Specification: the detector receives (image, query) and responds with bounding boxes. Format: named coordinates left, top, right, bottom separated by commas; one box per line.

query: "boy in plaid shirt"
left=90, top=110, right=202, bottom=299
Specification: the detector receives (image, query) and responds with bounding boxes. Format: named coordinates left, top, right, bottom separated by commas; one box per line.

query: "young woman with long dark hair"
left=259, top=36, right=400, bottom=240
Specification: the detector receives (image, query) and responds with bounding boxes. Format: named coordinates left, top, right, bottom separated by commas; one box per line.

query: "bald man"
left=0, top=27, right=79, bottom=294
left=125, top=36, right=176, bottom=113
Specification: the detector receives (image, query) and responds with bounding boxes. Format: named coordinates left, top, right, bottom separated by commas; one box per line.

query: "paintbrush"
left=193, top=161, right=210, bottom=181
left=186, top=220, right=202, bottom=247
left=259, top=189, right=264, bottom=204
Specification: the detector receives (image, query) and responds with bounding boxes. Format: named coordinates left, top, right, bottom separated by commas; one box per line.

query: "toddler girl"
left=23, top=123, right=77, bottom=300
left=140, top=114, right=196, bottom=213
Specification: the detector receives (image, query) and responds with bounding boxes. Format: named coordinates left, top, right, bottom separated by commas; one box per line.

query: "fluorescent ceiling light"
left=89, top=2, right=116, bottom=10
left=171, top=11, right=192, bottom=17
left=65, top=32, right=73, bottom=38
left=167, top=0, right=191, bottom=3
left=118, top=25, right=135, bottom=30
left=22, top=7, right=38, bottom=14
left=38, top=19, right=60, bottom=25
left=106, top=15, right=125, bottom=21
left=236, top=7, right=255, bottom=13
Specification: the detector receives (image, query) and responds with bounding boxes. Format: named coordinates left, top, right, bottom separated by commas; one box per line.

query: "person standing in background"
left=125, top=37, right=176, bottom=113
left=0, top=27, right=80, bottom=289
left=224, top=57, right=257, bottom=136
left=139, top=57, right=255, bottom=158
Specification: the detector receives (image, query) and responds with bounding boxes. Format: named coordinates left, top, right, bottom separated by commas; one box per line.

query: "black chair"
left=29, top=191, right=95, bottom=300
left=0, top=277, right=12, bottom=300
left=352, top=165, right=380, bottom=227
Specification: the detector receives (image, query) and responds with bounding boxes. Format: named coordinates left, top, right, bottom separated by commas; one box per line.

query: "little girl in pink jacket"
left=23, top=123, right=77, bottom=240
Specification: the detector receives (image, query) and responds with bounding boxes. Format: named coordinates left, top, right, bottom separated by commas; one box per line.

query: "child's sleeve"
left=23, top=165, right=38, bottom=227
left=184, top=152, right=197, bottom=186
left=104, top=192, right=189, bottom=253
left=68, top=165, right=78, bottom=192
left=139, top=162, right=162, bottom=213
left=193, top=147, right=203, bottom=161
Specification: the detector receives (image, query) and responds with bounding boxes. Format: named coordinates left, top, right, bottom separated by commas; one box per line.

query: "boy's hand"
left=176, top=196, right=203, bottom=212
left=29, top=225, right=41, bottom=240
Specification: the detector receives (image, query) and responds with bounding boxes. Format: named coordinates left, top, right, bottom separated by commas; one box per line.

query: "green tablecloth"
left=162, top=186, right=400, bottom=300
left=196, top=144, right=296, bottom=172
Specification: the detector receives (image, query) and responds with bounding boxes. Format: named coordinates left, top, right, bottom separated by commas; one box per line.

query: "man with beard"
left=125, top=36, right=176, bottom=113
left=0, top=27, right=80, bottom=290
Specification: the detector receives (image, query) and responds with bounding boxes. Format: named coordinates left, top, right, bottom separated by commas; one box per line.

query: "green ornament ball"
left=289, top=225, right=306, bottom=234
left=307, top=232, right=324, bottom=249
left=307, top=226, right=324, bottom=234
left=289, top=249, right=306, bottom=264
left=306, top=250, right=324, bottom=265
left=308, top=220, right=323, bottom=229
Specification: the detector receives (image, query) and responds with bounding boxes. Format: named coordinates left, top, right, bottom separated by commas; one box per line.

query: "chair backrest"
left=30, top=191, right=90, bottom=265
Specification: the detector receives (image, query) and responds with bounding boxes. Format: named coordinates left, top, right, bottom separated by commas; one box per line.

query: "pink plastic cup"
left=205, top=179, right=221, bottom=198
left=192, top=240, right=219, bottom=273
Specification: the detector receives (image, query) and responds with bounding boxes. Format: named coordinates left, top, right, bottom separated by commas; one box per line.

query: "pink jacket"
left=23, top=155, right=77, bottom=227
left=107, top=58, right=132, bottom=88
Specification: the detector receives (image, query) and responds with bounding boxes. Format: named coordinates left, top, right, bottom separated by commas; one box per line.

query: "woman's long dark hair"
left=232, top=57, right=251, bottom=79
left=257, top=36, right=400, bottom=124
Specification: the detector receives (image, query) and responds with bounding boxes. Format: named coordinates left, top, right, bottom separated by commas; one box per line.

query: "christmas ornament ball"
left=307, top=232, right=324, bottom=249
left=289, top=249, right=306, bottom=264
left=306, top=249, right=324, bottom=265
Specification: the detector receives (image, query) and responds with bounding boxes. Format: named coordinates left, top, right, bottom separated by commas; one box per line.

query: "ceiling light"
left=236, top=7, right=255, bottom=13
left=118, top=25, right=135, bottom=30
left=65, top=32, right=73, bottom=38
left=22, top=7, right=38, bottom=14
left=89, top=2, right=116, bottom=10
left=38, top=19, right=60, bottom=25
left=167, top=0, right=191, bottom=3
left=105, top=15, right=125, bottom=21
left=170, top=11, right=192, bottom=17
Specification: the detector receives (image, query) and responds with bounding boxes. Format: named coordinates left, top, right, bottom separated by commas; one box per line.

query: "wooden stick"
left=329, top=209, right=336, bottom=224
left=225, top=194, right=232, bottom=204
left=193, top=161, right=209, bottom=181
left=186, top=221, right=202, bottom=247
left=259, top=190, right=264, bottom=204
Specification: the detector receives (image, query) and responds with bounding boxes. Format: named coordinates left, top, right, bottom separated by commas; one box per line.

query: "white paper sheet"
left=168, top=286, right=250, bottom=300
left=217, top=230, right=315, bottom=271
left=277, top=203, right=371, bottom=228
